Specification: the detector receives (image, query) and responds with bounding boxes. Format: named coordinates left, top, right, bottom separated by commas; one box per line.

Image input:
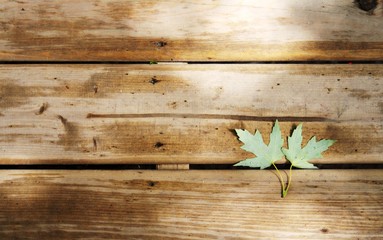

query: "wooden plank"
left=1, top=117, right=380, bottom=164
left=0, top=64, right=382, bottom=164
left=0, top=0, right=382, bottom=61
left=0, top=170, right=381, bottom=239
left=1, top=64, right=381, bottom=122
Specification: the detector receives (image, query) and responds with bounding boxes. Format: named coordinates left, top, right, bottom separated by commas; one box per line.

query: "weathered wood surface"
left=1, top=0, right=383, bottom=61
left=0, top=170, right=381, bottom=239
left=0, top=64, right=382, bottom=164
left=157, top=164, right=189, bottom=170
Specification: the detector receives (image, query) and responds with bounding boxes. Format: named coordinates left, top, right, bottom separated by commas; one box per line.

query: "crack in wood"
left=86, top=113, right=334, bottom=122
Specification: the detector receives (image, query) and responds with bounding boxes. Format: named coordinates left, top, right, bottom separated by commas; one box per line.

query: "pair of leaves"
left=235, top=121, right=335, bottom=169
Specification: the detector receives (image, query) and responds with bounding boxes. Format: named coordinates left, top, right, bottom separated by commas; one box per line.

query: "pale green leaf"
left=268, top=120, right=284, bottom=161
left=282, top=124, right=335, bottom=169
left=233, top=156, right=270, bottom=169
left=234, top=120, right=284, bottom=169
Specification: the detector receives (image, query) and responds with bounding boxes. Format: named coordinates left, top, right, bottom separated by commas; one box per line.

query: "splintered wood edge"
left=0, top=169, right=381, bottom=239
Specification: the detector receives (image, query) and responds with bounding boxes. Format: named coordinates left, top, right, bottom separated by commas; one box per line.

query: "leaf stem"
left=282, top=164, right=293, bottom=198
left=272, top=162, right=285, bottom=197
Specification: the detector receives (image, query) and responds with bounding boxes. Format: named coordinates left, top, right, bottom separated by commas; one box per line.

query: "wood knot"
left=35, top=102, right=48, bottom=115
left=356, top=0, right=377, bottom=11
left=320, top=228, right=329, bottom=233
left=149, top=76, right=160, bottom=85
left=155, top=41, right=167, bottom=48
left=154, top=142, right=164, bottom=148
left=147, top=181, right=156, bottom=187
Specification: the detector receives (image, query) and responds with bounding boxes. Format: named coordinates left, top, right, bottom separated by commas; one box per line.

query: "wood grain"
left=157, top=164, right=189, bottom=170
left=0, top=170, right=381, bottom=239
left=1, top=0, right=382, bottom=61
left=2, top=64, right=381, bottom=121
left=0, top=64, right=382, bottom=164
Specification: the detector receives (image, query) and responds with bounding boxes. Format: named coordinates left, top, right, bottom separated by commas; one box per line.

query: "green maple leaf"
left=234, top=120, right=284, bottom=169
left=282, top=124, right=335, bottom=169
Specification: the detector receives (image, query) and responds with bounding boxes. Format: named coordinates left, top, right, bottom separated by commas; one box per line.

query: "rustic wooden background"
left=0, top=0, right=382, bottom=239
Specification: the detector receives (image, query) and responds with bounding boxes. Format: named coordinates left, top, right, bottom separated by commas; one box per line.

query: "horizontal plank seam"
left=0, top=60, right=383, bottom=65
left=0, top=164, right=381, bottom=170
